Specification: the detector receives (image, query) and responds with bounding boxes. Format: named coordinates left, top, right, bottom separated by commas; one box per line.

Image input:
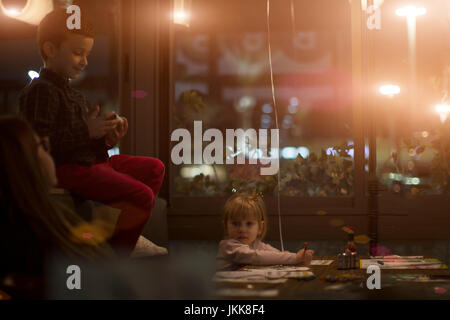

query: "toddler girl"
left=216, top=193, right=314, bottom=271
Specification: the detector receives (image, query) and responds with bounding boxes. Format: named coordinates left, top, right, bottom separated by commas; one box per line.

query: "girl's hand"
left=296, top=249, right=314, bottom=266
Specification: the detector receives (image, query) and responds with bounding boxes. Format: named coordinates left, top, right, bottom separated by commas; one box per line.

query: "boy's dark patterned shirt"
left=19, top=68, right=110, bottom=167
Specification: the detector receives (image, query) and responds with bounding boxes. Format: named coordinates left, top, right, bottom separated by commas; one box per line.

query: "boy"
left=19, top=9, right=165, bottom=256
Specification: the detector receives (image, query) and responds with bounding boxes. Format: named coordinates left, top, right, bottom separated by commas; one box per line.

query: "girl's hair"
left=0, top=116, right=113, bottom=262
left=222, top=193, right=268, bottom=239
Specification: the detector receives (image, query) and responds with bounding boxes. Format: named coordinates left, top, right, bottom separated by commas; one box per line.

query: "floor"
left=44, top=239, right=450, bottom=299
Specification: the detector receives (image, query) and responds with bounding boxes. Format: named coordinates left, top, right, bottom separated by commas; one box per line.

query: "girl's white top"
left=216, top=239, right=298, bottom=271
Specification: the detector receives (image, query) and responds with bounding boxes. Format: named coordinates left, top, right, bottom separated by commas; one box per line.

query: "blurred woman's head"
left=0, top=117, right=57, bottom=191
left=0, top=116, right=112, bottom=261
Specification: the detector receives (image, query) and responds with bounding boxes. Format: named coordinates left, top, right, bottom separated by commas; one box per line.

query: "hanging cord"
left=290, top=0, right=298, bottom=60
left=266, top=0, right=284, bottom=251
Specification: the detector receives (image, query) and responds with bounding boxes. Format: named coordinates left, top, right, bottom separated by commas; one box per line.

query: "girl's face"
left=36, top=135, right=58, bottom=188
left=226, top=218, right=264, bottom=246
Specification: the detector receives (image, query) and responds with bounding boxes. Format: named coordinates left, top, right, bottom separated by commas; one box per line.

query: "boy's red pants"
left=56, top=155, right=165, bottom=255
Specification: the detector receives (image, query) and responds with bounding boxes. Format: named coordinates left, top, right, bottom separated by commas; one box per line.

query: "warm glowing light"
left=435, top=104, right=450, bottom=114
left=379, top=84, right=400, bottom=97
left=435, top=104, right=450, bottom=123
left=396, top=6, right=426, bottom=17
left=174, top=10, right=188, bottom=21
left=236, top=95, right=256, bottom=112
left=363, top=0, right=385, bottom=11
left=28, top=70, right=39, bottom=79
left=180, top=165, right=217, bottom=178
left=173, top=0, right=191, bottom=27
left=5, top=8, right=20, bottom=16
left=181, top=167, right=201, bottom=178
left=173, top=0, right=191, bottom=26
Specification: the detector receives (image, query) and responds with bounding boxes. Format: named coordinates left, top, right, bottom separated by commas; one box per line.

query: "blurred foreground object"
left=0, top=0, right=53, bottom=25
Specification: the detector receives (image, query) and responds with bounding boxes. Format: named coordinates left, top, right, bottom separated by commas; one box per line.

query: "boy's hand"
left=86, top=106, right=121, bottom=139
left=296, top=249, right=314, bottom=266
left=118, top=116, right=128, bottom=137
left=105, top=116, right=128, bottom=147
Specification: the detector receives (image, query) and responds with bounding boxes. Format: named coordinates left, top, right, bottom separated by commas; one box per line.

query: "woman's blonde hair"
left=222, top=193, right=268, bottom=240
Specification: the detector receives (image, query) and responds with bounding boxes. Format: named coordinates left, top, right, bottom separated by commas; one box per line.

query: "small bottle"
left=346, top=226, right=357, bottom=252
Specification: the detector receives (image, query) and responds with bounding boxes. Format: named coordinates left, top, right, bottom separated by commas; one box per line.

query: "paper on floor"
left=242, top=266, right=310, bottom=272
left=213, top=278, right=288, bottom=284
left=360, top=258, right=443, bottom=269
left=216, top=288, right=279, bottom=297
left=214, top=269, right=314, bottom=281
left=310, top=260, right=334, bottom=266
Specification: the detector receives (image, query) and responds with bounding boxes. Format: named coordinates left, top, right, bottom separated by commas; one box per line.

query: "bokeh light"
left=434, top=287, right=447, bottom=294
left=28, top=70, right=39, bottom=80
left=354, top=234, right=371, bottom=244
left=329, top=219, right=345, bottom=227
left=132, top=90, right=148, bottom=99
left=395, top=6, right=426, bottom=17
left=379, top=84, right=400, bottom=97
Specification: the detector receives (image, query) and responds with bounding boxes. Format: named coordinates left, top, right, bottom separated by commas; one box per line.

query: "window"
left=170, top=0, right=355, bottom=200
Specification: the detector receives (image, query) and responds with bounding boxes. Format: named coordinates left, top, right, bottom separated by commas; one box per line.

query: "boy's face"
left=44, top=33, right=94, bottom=80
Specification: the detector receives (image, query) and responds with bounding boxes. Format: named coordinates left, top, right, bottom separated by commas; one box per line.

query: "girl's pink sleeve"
left=220, top=240, right=298, bottom=266
left=259, top=242, right=282, bottom=252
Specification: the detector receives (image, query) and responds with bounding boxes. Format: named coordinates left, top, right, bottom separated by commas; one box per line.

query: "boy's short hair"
left=222, top=193, right=268, bottom=239
left=37, top=8, right=95, bottom=61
